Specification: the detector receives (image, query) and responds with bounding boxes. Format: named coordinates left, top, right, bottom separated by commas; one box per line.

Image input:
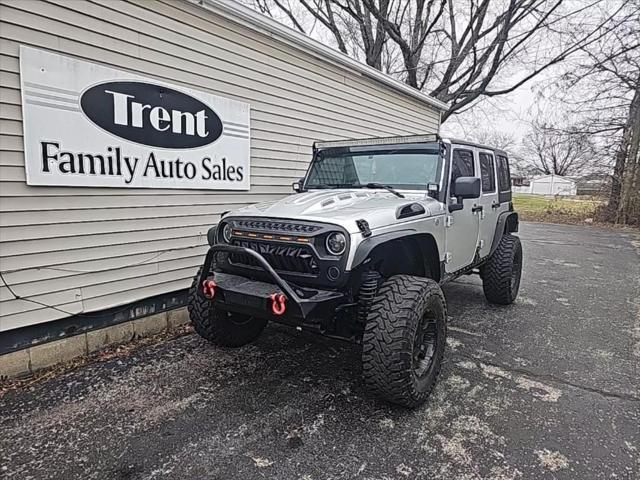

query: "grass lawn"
left=512, top=194, right=603, bottom=224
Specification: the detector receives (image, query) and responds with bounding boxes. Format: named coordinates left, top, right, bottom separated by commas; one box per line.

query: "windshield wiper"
left=309, top=182, right=404, bottom=198
left=364, top=182, right=405, bottom=198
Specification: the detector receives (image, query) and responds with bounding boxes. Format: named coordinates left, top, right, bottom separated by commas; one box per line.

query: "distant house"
left=512, top=174, right=577, bottom=196
left=574, top=174, right=612, bottom=196
left=511, top=175, right=531, bottom=194
left=530, top=174, right=577, bottom=195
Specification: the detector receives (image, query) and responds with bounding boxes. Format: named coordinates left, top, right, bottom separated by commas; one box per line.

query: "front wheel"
left=481, top=234, right=522, bottom=305
left=362, top=275, right=447, bottom=408
left=188, top=268, right=268, bottom=347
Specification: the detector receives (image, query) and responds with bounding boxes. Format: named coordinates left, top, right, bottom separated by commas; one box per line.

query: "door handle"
left=491, top=201, right=500, bottom=209
left=472, top=205, right=483, bottom=213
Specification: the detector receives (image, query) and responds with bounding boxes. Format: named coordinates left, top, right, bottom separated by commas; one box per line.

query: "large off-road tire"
left=188, top=268, right=268, bottom=347
left=481, top=234, right=522, bottom=305
left=362, top=275, right=447, bottom=408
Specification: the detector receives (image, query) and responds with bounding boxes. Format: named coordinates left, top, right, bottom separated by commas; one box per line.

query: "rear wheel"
left=362, top=275, right=447, bottom=408
left=188, top=268, right=268, bottom=347
left=481, top=234, right=522, bottom=305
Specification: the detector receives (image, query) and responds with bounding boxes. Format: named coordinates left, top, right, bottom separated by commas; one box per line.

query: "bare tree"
left=360, top=0, right=447, bottom=89
left=617, top=86, right=640, bottom=225
left=253, top=0, right=628, bottom=121
left=252, top=0, right=308, bottom=33
left=549, top=2, right=640, bottom=224
left=470, top=128, right=516, bottom=152
left=252, top=0, right=388, bottom=70
left=338, top=0, right=388, bottom=69
left=521, top=115, right=598, bottom=176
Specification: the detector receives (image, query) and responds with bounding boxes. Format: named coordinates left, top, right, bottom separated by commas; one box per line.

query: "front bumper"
left=198, top=244, right=346, bottom=322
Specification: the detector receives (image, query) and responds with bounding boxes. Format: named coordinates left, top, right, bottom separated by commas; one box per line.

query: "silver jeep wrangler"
left=189, top=134, right=521, bottom=407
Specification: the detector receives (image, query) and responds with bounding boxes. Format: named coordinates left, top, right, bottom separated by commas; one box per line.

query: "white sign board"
left=20, top=46, right=250, bottom=190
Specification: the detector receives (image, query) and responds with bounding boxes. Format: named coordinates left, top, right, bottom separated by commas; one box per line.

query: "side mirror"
left=453, top=176, right=481, bottom=199
left=292, top=178, right=304, bottom=193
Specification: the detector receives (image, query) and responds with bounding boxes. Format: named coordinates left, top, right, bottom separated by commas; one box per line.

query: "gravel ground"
left=1, top=222, right=638, bottom=480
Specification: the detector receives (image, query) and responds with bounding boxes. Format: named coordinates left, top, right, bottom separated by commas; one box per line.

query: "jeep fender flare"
left=351, top=230, right=442, bottom=280
left=207, top=224, right=218, bottom=246
left=351, top=229, right=415, bottom=268
left=489, top=212, right=519, bottom=257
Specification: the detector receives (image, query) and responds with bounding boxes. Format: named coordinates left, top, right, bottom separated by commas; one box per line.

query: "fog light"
left=328, top=266, right=340, bottom=280
left=326, top=232, right=346, bottom=255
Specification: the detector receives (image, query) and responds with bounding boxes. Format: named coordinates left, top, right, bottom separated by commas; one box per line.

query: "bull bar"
left=197, top=244, right=345, bottom=320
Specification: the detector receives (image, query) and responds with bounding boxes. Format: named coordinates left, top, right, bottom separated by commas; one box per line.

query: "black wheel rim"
left=413, top=307, right=439, bottom=378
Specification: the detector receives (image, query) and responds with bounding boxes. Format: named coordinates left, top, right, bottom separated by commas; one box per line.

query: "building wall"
left=0, top=0, right=442, bottom=332
left=530, top=176, right=577, bottom=196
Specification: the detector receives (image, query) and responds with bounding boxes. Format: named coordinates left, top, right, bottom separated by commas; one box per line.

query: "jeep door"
left=445, top=147, right=481, bottom=272
left=477, top=150, right=499, bottom=258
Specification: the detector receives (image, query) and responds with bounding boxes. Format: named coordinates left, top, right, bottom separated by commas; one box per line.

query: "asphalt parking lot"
left=1, top=222, right=638, bottom=480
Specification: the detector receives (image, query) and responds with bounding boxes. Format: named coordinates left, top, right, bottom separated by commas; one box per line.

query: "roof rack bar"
left=315, top=134, right=439, bottom=150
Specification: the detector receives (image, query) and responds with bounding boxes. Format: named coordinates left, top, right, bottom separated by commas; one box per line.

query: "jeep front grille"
left=229, top=239, right=319, bottom=275
left=232, top=220, right=321, bottom=234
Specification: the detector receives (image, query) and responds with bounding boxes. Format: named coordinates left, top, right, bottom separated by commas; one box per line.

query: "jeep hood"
left=228, top=189, right=446, bottom=234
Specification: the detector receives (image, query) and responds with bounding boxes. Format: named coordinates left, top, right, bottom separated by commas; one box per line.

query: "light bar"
left=315, top=134, right=438, bottom=150
left=233, top=230, right=311, bottom=244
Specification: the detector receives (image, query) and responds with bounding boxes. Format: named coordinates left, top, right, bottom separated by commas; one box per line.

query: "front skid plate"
left=206, top=272, right=344, bottom=321
left=214, top=272, right=281, bottom=312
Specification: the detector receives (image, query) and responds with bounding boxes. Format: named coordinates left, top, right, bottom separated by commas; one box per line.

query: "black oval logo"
left=80, top=81, right=223, bottom=148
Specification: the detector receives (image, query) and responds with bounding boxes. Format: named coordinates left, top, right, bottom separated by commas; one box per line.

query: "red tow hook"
left=202, top=279, right=217, bottom=299
left=270, top=293, right=287, bottom=315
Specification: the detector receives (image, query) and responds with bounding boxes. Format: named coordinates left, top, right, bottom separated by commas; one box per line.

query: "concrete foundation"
left=0, top=307, right=190, bottom=380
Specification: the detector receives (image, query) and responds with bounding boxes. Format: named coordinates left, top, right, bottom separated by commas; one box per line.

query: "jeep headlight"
left=222, top=223, right=233, bottom=243
left=326, top=232, right=346, bottom=255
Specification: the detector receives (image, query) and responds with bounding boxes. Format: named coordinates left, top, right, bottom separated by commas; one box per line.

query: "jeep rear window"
left=305, top=148, right=441, bottom=190
left=496, top=155, right=511, bottom=192
left=479, top=153, right=496, bottom=193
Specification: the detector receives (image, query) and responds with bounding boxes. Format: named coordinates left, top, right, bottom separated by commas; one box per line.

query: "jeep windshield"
left=304, top=145, right=442, bottom=191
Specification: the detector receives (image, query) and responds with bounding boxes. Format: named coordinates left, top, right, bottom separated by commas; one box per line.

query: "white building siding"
left=529, top=175, right=577, bottom=196
left=0, top=0, right=442, bottom=332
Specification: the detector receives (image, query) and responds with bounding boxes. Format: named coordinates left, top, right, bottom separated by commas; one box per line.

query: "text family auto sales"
left=40, top=142, right=244, bottom=184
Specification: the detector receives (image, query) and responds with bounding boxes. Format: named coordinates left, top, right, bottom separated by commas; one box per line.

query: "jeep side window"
left=450, top=149, right=474, bottom=196
left=496, top=155, right=511, bottom=192
left=479, top=153, right=496, bottom=193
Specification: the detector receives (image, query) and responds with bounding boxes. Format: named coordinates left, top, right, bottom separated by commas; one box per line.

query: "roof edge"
left=188, top=0, right=448, bottom=112
left=441, top=138, right=510, bottom=156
